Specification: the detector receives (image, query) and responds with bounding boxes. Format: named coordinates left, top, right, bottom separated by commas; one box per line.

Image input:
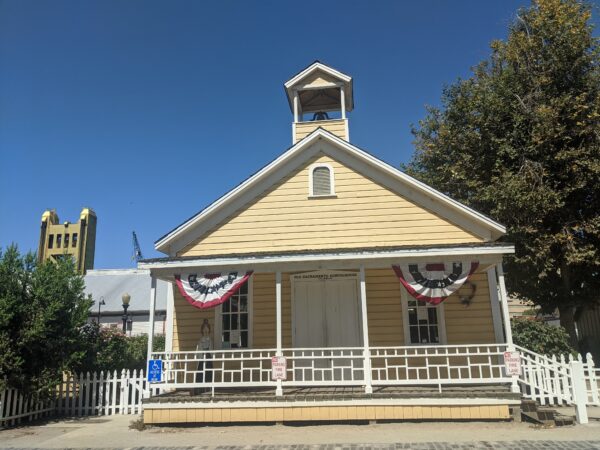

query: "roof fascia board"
left=140, top=244, right=515, bottom=272
left=284, top=63, right=351, bottom=89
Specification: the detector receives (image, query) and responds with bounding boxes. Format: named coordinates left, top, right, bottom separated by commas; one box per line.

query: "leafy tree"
left=405, top=0, right=600, bottom=344
left=512, top=318, right=574, bottom=356
left=0, top=245, right=92, bottom=397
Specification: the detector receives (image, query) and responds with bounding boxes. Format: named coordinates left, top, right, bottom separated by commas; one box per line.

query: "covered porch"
left=140, top=243, right=519, bottom=423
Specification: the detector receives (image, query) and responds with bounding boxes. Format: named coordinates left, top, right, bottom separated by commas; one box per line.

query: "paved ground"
left=1, top=409, right=600, bottom=450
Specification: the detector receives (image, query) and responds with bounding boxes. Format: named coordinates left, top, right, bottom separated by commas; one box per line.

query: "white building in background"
left=84, top=269, right=170, bottom=336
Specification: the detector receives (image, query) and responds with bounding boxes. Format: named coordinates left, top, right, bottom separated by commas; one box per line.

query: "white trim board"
left=141, top=245, right=514, bottom=273
left=145, top=397, right=520, bottom=409
left=284, top=62, right=352, bottom=89
left=154, top=129, right=507, bottom=254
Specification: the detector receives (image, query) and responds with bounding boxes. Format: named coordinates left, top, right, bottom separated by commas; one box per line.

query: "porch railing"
left=370, top=344, right=510, bottom=386
left=150, top=343, right=512, bottom=392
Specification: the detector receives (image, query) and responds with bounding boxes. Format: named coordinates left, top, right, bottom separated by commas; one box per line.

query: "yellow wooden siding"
left=144, top=404, right=510, bottom=424
left=444, top=271, right=496, bottom=344
left=172, top=269, right=496, bottom=353
left=366, top=269, right=404, bottom=346
left=172, top=288, right=214, bottom=352
left=295, top=120, right=347, bottom=141
left=180, top=154, right=482, bottom=257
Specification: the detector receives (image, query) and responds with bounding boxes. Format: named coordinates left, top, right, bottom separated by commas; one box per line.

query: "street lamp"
left=122, top=293, right=131, bottom=333
left=97, top=297, right=106, bottom=324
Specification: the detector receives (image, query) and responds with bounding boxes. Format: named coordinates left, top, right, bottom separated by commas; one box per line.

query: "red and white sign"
left=271, top=356, right=287, bottom=381
left=504, top=351, right=522, bottom=376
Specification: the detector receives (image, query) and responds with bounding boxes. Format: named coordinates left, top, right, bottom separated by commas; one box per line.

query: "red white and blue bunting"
left=174, top=271, right=253, bottom=310
left=392, top=261, right=478, bottom=305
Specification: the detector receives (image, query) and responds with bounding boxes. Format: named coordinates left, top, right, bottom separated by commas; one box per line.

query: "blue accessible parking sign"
left=147, top=359, right=163, bottom=383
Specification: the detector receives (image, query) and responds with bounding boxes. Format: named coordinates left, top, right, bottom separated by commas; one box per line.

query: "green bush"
left=511, top=317, right=574, bottom=357
left=74, top=322, right=166, bottom=373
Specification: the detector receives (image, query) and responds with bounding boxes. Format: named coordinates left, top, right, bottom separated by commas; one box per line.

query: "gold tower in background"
left=38, top=208, right=97, bottom=273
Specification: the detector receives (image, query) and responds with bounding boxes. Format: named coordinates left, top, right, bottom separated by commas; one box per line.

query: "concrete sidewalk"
left=0, top=411, right=600, bottom=449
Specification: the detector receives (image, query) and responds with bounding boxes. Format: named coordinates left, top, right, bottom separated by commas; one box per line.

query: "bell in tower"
left=284, top=61, right=354, bottom=144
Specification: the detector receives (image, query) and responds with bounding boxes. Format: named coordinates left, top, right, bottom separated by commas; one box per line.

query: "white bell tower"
left=284, top=61, right=354, bottom=144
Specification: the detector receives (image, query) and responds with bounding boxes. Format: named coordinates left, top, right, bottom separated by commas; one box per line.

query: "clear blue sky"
left=1, top=0, right=597, bottom=268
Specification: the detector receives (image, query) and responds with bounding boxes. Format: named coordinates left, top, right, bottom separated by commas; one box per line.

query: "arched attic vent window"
left=309, top=164, right=335, bottom=197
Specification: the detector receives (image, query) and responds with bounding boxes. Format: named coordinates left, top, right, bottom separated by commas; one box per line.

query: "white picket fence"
left=515, top=345, right=600, bottom=407
left=1, top=369, right=163, bottom=428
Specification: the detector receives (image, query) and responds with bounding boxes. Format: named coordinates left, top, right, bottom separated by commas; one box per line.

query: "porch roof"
left=138, top=242, right=513, bottom=276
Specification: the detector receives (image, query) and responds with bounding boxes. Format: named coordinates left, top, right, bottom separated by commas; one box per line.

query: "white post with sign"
left=271, top=356, right=287, bottom=382
left=503, top=351, right=521, bottom=376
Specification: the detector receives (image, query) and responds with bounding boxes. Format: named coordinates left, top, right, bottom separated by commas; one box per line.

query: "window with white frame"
left=309, top=164, right=335, bottom=197
left=219, top=281, right=250, bottom=348
left=401, top=287, right=446, bottom=345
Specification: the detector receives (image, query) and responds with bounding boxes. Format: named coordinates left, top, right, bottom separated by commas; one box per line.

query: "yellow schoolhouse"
left=140, top=62, right=519, bottom=425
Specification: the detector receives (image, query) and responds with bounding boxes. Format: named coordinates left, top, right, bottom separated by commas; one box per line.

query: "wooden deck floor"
left=146, top=384, right=519, bottom=404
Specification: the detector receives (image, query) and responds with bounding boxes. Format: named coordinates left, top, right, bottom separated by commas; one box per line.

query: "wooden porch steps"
left=520, top=399, right=575, bottom=427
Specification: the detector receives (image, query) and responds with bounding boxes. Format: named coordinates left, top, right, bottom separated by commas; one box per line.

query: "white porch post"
left=359, top=265, right=373, bottom=394
left=496, top=263, right=513, bottom=347
left=340, top=86, right=346, bottom=119
left=487, top=267, right=505, bottom=344
left=145, top=276, right=157, bottom=398
left=165, top=282, right=174, bottom=353
left=496, top=263, right=520, bottom=393
left=275, top=270, right=283, bottom=396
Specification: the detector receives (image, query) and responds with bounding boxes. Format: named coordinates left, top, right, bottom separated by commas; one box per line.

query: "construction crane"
left=132, top=231, right=144, bottom=263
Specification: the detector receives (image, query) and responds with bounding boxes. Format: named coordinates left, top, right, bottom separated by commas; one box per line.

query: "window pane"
left=408, top=308, right=417, bottom=325
left=419, top=325, right=429, bottom=343
left=240, top=314, right=248, bottom=330
left=230, top=298, right=238, bottom=313
left=428, top=308, right=438, bottom=324
left=223, top=332, right=230, bottom=347
left=56, top=234, right=62, bottom=248
left=222, top=314, right=230, bottom=331
left=222, top=300, right=230, bottom=313
left=241, top=331, right=248, bottom=348
left=239, top=282, right=248, bottom=295
left=72, top=233, right=78, bottom=247
left=231, top=314, right=239, bottom=330
left=410, top=326, right=419, bottom=344
left=430, top=326, right=439, bottom=343
left=48, top=235, right=54, bottom=249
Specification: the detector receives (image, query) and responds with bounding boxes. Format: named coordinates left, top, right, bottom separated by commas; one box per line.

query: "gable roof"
left=155, top=129, right=506, bottom=255
left=284, top=61, right=354, bottom=112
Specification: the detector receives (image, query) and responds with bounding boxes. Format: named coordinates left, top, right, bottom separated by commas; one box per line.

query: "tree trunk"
left=558, top=303, right=578, bottom=348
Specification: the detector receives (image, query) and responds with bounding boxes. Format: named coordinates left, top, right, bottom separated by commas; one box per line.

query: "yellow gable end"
left=179, top=154, right=483, bottom=257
